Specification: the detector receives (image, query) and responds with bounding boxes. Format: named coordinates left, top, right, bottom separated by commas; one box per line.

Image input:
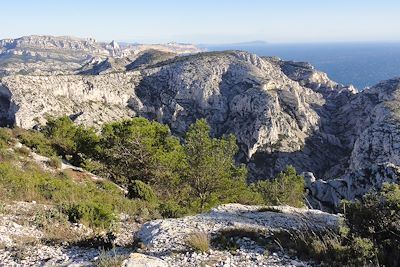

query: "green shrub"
left=343, top=183, right=400, bottom=266
left=33, top=207, right=69, bottom=228
left=350, top=237, right=377, bottom=263
left=182, top=119, right=257, bottom=212
left=62, top=202, right=116, bottom=229
left=0, top=160, right=155, bottom=227
left=257, top=206, right=283, bottom=213
left=80, top=158, right=103, bottom=173
left=270, top=230, right=348, bottom=264
left=0, top=128, right=12, bottom=149
left=253, top=166, right=305, bottom=208
left=159, top=200, right=187, bottom=218
left=99, top=117, right=181, bottom=184
left=269, top=184, right=400, bottom=266
left=40, top=116, right=100, bottom=168
left=40, top=116, right=77, bottom=156
left=127, top=180, right=158, bottom=203
left=14, top=128, right=56, bottom=157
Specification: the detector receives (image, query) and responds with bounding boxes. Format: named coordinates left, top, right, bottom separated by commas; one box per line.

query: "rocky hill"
left=0, top=35, right=202, bottom=76
left=0, top=36, right=399, bottom=210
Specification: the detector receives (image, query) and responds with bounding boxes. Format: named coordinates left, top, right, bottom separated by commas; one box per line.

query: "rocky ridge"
left=0, top=35, right=202, bottom=76
left=130, top=204, right=338, bottom=267
left=0, top=37, right=399, bottom=210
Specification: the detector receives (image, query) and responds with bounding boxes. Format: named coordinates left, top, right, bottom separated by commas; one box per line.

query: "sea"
left=205, top=42, right=400, bottom=90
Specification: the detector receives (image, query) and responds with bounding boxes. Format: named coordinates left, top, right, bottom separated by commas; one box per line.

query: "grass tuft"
left=186, top=232, right=210, bottom=253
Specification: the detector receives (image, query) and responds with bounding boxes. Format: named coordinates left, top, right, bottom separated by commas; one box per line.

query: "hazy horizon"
left=2, top=0, right=400, bottom=44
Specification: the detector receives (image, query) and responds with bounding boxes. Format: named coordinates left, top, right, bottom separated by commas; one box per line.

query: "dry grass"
left=186, top=232, right=210, bottom=253
left=47, top=156, right=62, bottom=169
left=16, top=146, right=31, bottom=156
left=41, top=223, right=87, bottom=245
left=7, top=235, right=40, bottom=261
left=94, top=249, right=127, bottom=267
left=11, top=234, right=39, bottom=246
left=0, top=242, right=7, bottom=250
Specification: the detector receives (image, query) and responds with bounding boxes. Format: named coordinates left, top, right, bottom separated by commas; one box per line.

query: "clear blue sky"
left=1, top=0, right=400, bottom=44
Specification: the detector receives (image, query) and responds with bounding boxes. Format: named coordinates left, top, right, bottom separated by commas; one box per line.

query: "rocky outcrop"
left=0, top=72, right=140, bottom=128
left=308, top=163, right=400, bottom=209
left=307, top=78, right=400, bottom=210
left=0, top=42, right=399, bottom=209
left=135, top=204, right=338, bottom=266
left=134, top=52, right=324, bottom=162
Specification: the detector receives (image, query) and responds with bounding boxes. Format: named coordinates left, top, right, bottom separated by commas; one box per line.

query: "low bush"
left=270, top=184, right=400, bottom=266
left=159, top=200, right=188, bottom=218
left=0, top=160, right=156, bottom=230
left=14, top=128, right=56, bottom=157
left=256, top=206, right=283, bottom=213
left=62, top=202, right=116, bottom=229
left=0, top=127, right=12, bottom=149
left=41, top=223, right=84, bottom=245
left=0, top=127, right=12, bottom=142
left=270, top=229, right=375, bottom=266
left=72, top=232, right=116, bottom=249
left=252, top=166, right=305, bottom=208
left=127, top=180, right=158, bottom=203
left=342, top=183, right=400, bottom=266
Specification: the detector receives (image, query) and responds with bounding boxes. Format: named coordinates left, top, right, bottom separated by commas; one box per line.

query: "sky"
left=1, top=0, right=400, bottom=44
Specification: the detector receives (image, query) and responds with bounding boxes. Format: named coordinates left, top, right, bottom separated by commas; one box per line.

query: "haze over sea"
left=206, top=42, right=400, bottom=90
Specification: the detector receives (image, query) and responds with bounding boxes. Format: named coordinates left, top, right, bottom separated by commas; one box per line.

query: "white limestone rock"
left=135, top=204, right=338, bottom=266
left=122, top=253, right=167, bottom=267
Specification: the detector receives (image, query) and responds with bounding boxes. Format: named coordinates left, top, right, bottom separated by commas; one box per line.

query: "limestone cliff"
left=0, top=39, right=399, bottom=210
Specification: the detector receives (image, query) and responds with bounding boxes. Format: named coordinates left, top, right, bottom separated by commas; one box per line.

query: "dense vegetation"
left=252, top=166, right=305, bottom=208
left=271, top=183, right=400, bottom=266
left=343, top=183, right=400, bottom=266
left=6, top=116, right=306, bottom=217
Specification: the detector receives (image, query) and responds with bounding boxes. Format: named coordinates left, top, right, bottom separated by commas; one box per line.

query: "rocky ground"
left=127, top=204, right=339, bottom=267
left=0, top=203, right=339, bottom=266
left=0, top=201, right=138, bottom=266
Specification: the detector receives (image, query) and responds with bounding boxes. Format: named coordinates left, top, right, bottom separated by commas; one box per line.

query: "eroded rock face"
left=306, top=78, right=400, bottom=210
left=0, top=45, right=399, bottom=209
left=134, top=52, right=323, bottom=161
left=0, top=72, right=140, bottom=128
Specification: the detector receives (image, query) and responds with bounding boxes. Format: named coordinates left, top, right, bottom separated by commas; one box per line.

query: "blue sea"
left=206, top=43, right=400, bottom=90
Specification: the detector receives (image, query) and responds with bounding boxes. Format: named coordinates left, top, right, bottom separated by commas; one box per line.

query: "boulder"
left=122, top=253, right=167, bottom=267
